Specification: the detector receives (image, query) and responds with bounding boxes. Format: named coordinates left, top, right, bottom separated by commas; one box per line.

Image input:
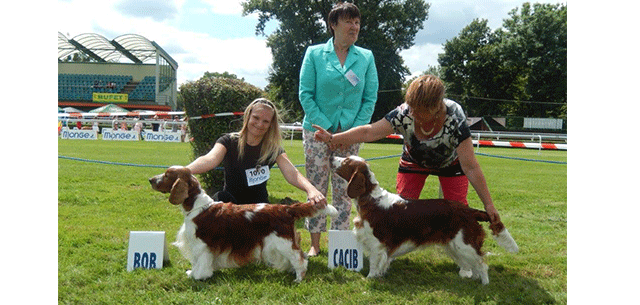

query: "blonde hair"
left=405, top=75, right=445, bottom=113
left=235, top=98, right=283, bottom=165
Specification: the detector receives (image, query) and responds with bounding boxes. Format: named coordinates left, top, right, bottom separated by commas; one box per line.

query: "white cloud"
left=409, top=0, right=566, bottom=76
left=400, top=43, right=444, bottom=79
left=172, top=34, right=272, bottom=88
left=114, top=0, right=183, bottom=22
left=201, top=0, right=245, bottom=15
left=58, top=0, right=272, bottom=88
left=416, top=0, right=566, bottom=46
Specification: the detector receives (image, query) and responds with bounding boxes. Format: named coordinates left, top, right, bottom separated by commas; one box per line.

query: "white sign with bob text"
left=126, top=231, right=170, bottom=271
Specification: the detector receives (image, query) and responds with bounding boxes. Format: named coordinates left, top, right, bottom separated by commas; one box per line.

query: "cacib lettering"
left=333, top=248, right=358, bottom=269
left=352, top=249, right=358, bottom=268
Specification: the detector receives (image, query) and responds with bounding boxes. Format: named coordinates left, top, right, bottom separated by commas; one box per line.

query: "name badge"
left=345, top=70, right=360, bottom=87
left=246, top=165, right=270, bottom=186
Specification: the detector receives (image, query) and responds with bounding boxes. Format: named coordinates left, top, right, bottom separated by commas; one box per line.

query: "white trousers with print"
left=303, top=128, right=360, bottom=233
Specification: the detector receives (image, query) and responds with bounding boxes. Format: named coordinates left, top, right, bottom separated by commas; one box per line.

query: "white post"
left=537, top=135, right=542, bottom=155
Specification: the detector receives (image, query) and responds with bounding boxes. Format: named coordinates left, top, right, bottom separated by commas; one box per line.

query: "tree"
left=438, top=2, right=566, bottom=118
left=501, top=2, right=567, bottom=117
left=438, top=19, right=522, bottom=116
left=243, top=0, right=429, bottom=122
left=202, top=71, right=244, bottom=81
left=59, top=52, right=95, bottom=62
left=403, top=65, right=441, bottom=94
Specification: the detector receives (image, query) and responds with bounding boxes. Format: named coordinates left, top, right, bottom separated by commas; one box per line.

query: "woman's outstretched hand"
left=312, top=124, right=331, bottom=143
left=313, top=124, right=341, bottom=150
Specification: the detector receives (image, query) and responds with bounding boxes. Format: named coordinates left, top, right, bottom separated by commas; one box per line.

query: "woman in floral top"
left=313, top=75, right=502, bottom=223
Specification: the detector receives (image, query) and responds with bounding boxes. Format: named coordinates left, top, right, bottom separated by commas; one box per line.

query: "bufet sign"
left=126, top=231, right=169, bottom=271
left=327, top=230, right=363, bottom=271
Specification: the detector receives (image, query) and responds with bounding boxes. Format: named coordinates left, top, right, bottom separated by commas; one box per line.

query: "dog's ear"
left=175, top=167, right=200, bottom=190
left=347, top=171, right=366, bottom=198
left=168, top=178, right=189, bottom=205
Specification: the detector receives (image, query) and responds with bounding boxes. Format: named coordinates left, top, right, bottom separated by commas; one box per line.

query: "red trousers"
left=396, top=172, right=469, bottom=205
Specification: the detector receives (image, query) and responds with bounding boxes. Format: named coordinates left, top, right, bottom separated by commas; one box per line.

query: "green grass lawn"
left=58, top=138, right=566, bottom=304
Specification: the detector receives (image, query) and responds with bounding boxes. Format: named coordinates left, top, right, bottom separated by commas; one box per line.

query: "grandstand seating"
left=58, top=74, right=160, bottom=102
left=128, top=76, right=156, bottom=101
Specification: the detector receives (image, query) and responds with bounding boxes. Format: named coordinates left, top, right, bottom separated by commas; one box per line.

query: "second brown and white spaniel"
left=332, top=156, right=518, bottom=284
left=149, top=166, right=338, bottom=282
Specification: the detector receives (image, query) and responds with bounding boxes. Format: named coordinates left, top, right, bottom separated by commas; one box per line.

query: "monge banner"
left=102, top=128, right=140, bottom=141
left=60, top=128, right=98, bottom=140
left=141, top=130, right=181, bottom=142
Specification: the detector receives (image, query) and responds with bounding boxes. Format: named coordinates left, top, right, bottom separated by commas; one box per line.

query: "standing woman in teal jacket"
left=299, top=2, right=378, bottom=257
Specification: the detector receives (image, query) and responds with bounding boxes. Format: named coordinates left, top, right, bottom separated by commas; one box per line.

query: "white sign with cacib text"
left=327, top=230, right=363, bottom=271
left=126, top=231, right=170, bottom=271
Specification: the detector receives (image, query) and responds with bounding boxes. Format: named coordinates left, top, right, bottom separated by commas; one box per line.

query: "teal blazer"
left=299, top=38, right=378, bottom=133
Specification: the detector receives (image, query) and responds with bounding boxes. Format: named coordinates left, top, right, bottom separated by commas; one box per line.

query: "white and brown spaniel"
left=149, top=166, right=338, bottom=282
left=332, top=156, right=518, bottom=285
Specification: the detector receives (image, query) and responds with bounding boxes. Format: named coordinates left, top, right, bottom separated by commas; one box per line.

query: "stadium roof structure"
left=58, top=32, right=178, bottom=70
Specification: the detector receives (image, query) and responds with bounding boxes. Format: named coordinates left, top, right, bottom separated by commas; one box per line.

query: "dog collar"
left=184, top=200, right=214, bottom=218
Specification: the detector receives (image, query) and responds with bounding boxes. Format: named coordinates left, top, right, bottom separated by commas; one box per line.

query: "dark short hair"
left=327, top=2, right=361, bottom=36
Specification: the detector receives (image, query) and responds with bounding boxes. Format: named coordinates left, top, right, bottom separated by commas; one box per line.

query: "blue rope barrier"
left=58, top=155, right=170, bottom=168
left=58, top=151, right=565, bottom=169
left=475, top=152, right=567, bottom=164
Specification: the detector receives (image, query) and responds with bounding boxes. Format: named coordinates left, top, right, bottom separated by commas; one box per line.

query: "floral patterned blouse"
left=384, top=99, right=471, bottom=176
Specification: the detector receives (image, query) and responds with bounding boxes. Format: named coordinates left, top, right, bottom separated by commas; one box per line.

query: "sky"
left=57, top=0, right=567, bottom=89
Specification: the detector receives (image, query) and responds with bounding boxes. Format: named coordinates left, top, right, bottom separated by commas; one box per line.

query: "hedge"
left=179, top=77, right=265, bottom=194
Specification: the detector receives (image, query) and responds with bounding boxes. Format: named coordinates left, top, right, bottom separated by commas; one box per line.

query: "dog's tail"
left=286, top=202, right=339, bottom=219
left=469, top=208, right=519, bottom=253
